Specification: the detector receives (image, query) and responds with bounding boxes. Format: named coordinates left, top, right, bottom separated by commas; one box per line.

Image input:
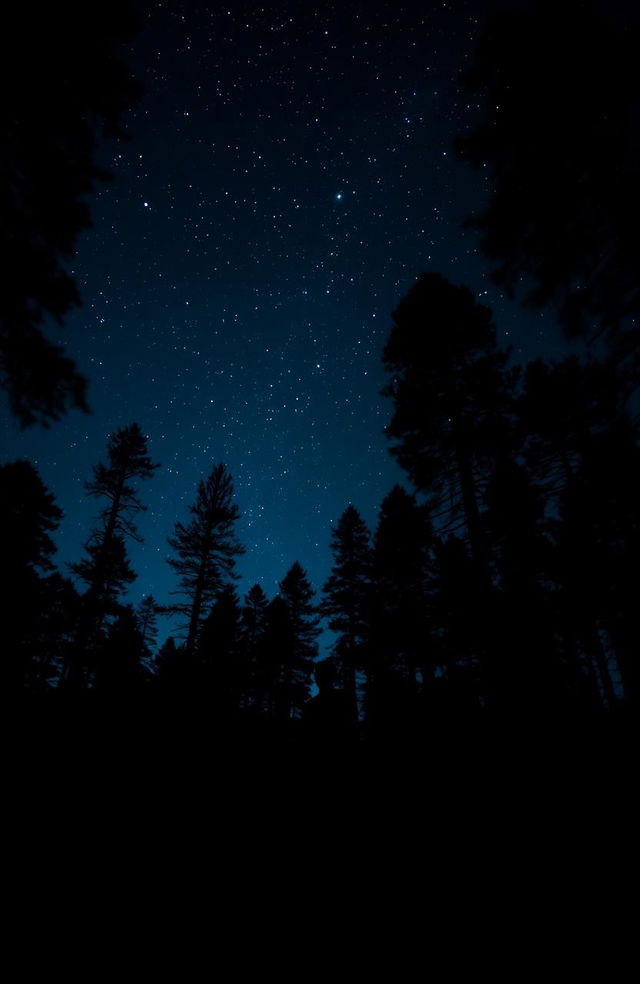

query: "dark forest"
left=2, top=1, right=637, bottom=768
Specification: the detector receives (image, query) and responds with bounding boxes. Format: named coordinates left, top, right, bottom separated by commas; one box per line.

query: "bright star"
left=336, top=192, right=343, bottom=201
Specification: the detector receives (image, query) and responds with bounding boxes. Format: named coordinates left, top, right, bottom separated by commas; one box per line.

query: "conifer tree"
left=64, top=422, right=158, bottom=685
left=382, top=272, right=512, bottom=582
left=136, top=594, right=158, bottom=653
left=1, top=4, right=141, bottom=425
left=321, top=506, right=373, bottom=710
left=167, top=462, right=244, bottom=658
left=280, top=562, right=321, bottom=666
left=278, top=561, right=321, bottom=718
left=455, top=0, right=640, bottom=360
left=71, top=534, right=136, bottom=612
left=71, top=422, right=158, bottom=607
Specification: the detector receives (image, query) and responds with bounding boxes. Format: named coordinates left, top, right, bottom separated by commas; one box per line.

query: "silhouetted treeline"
left=3, top=0, right=637, bottom=748
left=4, top=307, right=637, bottom=730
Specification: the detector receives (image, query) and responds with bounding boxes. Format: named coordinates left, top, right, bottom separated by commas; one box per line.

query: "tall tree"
left=0, top=4, right=141, bottom=425
left=136, top=595, right=159, bottom=653
left=167, top=462, right=244, bottom=658
left=64, top=422, right=158, bottom=685
left=382, top=272, right=512, bottom=582
left=456, top=0, right=640, bottom=363
left=70, top=423, right=158, bottom=608
left=280, top=562, right=321, bottom=667
left=321, top=505, right=373, bottom=711
left=278, top=562, right=321, bottom=718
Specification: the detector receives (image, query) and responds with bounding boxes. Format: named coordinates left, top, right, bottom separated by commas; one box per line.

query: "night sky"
left=3, top=1, right=565, bottom=651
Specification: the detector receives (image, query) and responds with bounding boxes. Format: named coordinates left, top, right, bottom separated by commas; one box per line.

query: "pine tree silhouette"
left=167, top=462, right=244, bottom=660
left=321, top=505, right=373, bottom=719
left=136, top=595, right=159, bottom=653
left=382, top=272, right=512, bottom=584
left=278, top=562, right=321, bottom=719
left=64, top=422, right=158, bottom=687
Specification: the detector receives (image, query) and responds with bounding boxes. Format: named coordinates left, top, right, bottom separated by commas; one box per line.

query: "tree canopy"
left=456, top=0, right=640, bottom=362
left=0, top=4, right=140, bottom=425
left=167, top=462, right=245, bottom=657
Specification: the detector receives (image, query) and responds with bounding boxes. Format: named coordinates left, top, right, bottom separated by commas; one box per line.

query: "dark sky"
left=3, top=0, right=565, bottom=650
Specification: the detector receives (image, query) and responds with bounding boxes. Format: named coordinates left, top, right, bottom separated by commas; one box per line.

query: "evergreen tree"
left=321, top=505, right=373, bottom=712
left=136, top=595, right=159, bottom=653
left=64, top=422, right=158, bottom=686
left=167, top=462, right=244, bottom=658
left=71, top=422, right=158, bottom=603
left=71, top=534, right=136, bottom=612
left=280, top=562, right=321, bottom=666
left=455, top=0, right=640, bottom=362
left=278, top=562, right=321, bottom=718
left=382, top=272, right=512, bottom=582
left=0, top=4, right=141, bottom=425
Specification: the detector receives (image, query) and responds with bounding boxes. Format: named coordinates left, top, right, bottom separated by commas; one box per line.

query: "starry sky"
left=3, top=0, right=566, bottom=650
